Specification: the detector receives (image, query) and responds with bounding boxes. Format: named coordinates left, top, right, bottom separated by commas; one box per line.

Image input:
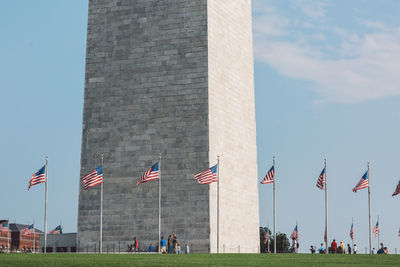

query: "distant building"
left=39, top=233, right=77, bottom=253
left=0, top=229, right=11, bottom=252
left=9, top=223, right=42, bottom=252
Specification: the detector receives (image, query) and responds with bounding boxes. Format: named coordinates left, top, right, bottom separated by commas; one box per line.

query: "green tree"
left=260, top=227, right=290, bottom=253
left=259, top=227, right=271, bottom=253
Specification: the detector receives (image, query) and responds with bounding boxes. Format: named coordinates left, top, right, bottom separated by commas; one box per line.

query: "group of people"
left=130, top=234, right=189, bottom=254
left=327, top=239, right=357, bottom=254
left=373, top=243, right=389, bottom=255
left=311, top=240, right=357, bottom=254
left=310, top=239, right=390, bottom=254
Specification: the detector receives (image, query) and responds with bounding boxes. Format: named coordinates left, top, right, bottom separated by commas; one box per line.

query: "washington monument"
left=78, top=0, right=259, bottom=253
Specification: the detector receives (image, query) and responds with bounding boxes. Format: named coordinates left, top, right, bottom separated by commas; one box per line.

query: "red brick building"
left=9, top=223, right=42, bottom=252
left=0, top=229, right=11, bottom=252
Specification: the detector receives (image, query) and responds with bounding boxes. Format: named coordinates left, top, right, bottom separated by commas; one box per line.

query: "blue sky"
left=1, top=0, right=399, bottom=253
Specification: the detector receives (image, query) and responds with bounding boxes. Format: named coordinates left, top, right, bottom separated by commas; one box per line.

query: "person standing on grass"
left=167, top=235, right=172, bottom=254
left=148, top=244, right=154, bottom=252
left=347, top=244, right=351, bottom=254
left=331, top=239, right=337, bottom=253
left=172, top=233, right=178, bottom=254
left=340, top=241, right=345, bottom=254
left=185, top=244, right=189, bottom=254
left=353, top=244, right=357, bottom=254
left=134, top=237, right=139, bottom=252
left=160, top=236, right=166, bottom=254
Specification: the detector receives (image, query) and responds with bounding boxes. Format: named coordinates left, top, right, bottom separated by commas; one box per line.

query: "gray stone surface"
left=39, top=233, right=77, bottom=252
left=78, top=0, right=258, bottom=253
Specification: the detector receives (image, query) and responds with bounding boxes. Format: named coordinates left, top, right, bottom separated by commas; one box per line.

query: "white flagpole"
left=377, top=215, right=379, bottom=250
left=44, top=156, right=48, bottom=253
left=273, top=156, right=276, bottom=254
left=368, top=161, right=372, bottom=254
left=100, top=154, right=104, bottom=254
left=158, top=153, right=162, bottom=253
left=351, top=217, right=354, bottom=252
left=217, top=155, right=220, bottom=254
left=324, top=158, right=328, bottom=254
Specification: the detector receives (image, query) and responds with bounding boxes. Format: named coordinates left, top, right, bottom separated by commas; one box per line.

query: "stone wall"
left=79, top=0, right=210, bottom=252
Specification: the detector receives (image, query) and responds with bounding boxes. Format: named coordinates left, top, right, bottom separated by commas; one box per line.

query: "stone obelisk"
left=78, top=0, right=259, bottom=253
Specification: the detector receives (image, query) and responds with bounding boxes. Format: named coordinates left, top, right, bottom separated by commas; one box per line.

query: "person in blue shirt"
left=148, top=244, right=154, bottom=252
left=318, top=243, right=325, bottom=254
left=160, top=236, right=166, bottom=254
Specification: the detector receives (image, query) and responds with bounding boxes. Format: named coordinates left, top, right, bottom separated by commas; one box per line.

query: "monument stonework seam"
left=78, top=0, right=259, bottom=253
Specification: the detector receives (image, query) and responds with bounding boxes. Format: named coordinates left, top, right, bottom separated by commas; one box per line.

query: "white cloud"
left=253, top=0, right=400, bottom=103
left=297, top=0, right=329, bottom=20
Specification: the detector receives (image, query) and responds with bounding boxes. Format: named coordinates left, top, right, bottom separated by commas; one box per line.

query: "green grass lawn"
left=0, top=253, right=399, bottom=267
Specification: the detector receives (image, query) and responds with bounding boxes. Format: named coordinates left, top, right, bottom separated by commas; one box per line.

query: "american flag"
left=49, top=225, right=62, bottom=234
left=137, top=162, right=159, bottom=186
left=350, top=223, right=354, bottom=240
left=195, top=164, right=218, bottom=185
left=392, top=180, right=400, bottom=197
left=398, top=227, right=400, bottom=238
left=290, top=225, right=299, bottom=241
left=20, top=224, right=34, bottom=236
left=260, top=166, right=274, bottom=184
left=264, top=227, right=269, bottom=244
left=352, top=171, right=369, bottom=192
left=28, top=165, right=46, bottom=190
left=0, top=220, right=8, bottom=232
left=81, top=166, right=103, bottom=190
left=316, top=167, right=326, bottom=190
left=373, top=221, right=379, bottom=238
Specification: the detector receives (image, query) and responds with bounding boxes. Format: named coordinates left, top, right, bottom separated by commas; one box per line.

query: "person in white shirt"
left=353, top=244, right=358, bottom=254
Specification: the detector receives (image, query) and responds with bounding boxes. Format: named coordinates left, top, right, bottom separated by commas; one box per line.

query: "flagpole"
left=100, top=154, right=104, bottom=254
left=377, top=215, right=379, bottom=250
left=44, top=156, right=48, bottom=254
left=367, top=161, right=372, bottom=254
left=33, top=219, right=35, bottom=253
left=351, top=217, right=354, bottom=252
left=158, top=153, right=162, bottom=253
left=217, top=155, right=220, bottom=254
left=267, top=223, right=270, bottom=253
left=324, top=158, right=328, bottom=254
left=273, top=156, right=276, bottom=254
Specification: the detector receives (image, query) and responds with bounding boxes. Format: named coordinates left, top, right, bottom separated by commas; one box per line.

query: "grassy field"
left=0, top=253, right=399, bottom=267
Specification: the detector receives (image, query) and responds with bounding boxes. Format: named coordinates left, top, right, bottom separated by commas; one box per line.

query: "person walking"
left=133, top=237, right=139, bottom=253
